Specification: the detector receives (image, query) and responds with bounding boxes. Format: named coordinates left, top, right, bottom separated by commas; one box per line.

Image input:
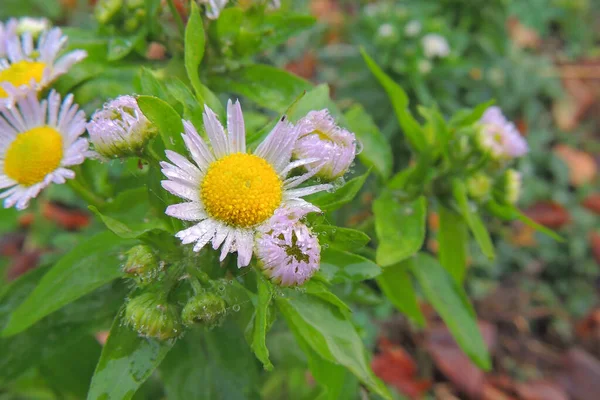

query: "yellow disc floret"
left=0, top=61, right=46, bottom=98
left=4, top=126, right=63, bottom=186
left=201, top=153, right=282, bottom=227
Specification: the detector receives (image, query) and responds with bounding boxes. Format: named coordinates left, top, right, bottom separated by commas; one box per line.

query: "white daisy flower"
left=0, top=27, right=87, bottom=108
left=421, top=33, right=450, bottom=59
left=0, top=90, right=88, bottom=210
left=161, top=100, right=330, bottom=268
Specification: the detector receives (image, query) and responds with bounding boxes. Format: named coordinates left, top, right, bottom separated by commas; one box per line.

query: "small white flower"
left=417, top=59, right=432, bottom=74
left=477, top=106, right=528, bottom=159
left=293, top=110, right=357, bottom=181
left=0, top=19, right=18, bottom=58
left=421, top=33, right=450, bottom=58
left=15, top=17, right=51, bottom=37
left=404, top=20, right=422, bottom=37
left=377, top=23, right=395, bottom=38
left=161, top=100, right=329, bottom=268
left=198, top=0, right=229, bottom=19
left=0, top=27, right=87, bottom=107
left=87, top=95, right=156, bottom=159
left=256, top=208, right=320, bottom=287
left=0, top=90, right=88, bottom=209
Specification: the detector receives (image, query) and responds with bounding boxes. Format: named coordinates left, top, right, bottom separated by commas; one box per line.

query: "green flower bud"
left=466, top=172, right=492, bottom=201
left=94, top=0, right=123, bottom=24
left=124, top=293, right=182, bottom=340
left=123, top=245, right=157, bottom=284
left=495, top=169, right=522, bottom=205
left=181, top=292, right=227, bottom=329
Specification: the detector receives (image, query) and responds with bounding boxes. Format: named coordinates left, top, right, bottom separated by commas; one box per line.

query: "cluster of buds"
left=94, top=0, right=150, bottom=33
left=464, top=107, right=527, bottom=206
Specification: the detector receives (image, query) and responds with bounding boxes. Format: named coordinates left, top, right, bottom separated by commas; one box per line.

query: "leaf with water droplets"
left=307, top=169, right=370, bottom=212
left=1, top=231, right=136, bottom=337
left=88, top=308, right=175, bottom=400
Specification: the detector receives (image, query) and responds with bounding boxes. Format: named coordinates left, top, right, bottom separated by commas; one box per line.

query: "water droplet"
left=404, top=207, right=413, bottom=215
left=218, top=285, right=225, bottom=292
left=355, top=139, right=364, bottom=154
left=232, top=304, right=241, bottom=312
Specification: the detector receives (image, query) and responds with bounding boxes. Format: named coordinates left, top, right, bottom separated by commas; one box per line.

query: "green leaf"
left=486, top=200, right=563, bottom=242
left=254, top=14, right=316, bottom=54
left=319, top=248, right=381, bottom=284
left=376, top=259, right=425, bottom=326
left=449, top=99, right=495, bottom=128
left=374, top=191, right=427, bottom=266
left=107, top=32, right=146, bottom=61
left=302, top=280, right=351, bottom=315
left=166, top=78, right=204, bottom=130
left=210, top=64, right=312, bottom=113
left=307, top=170, right=370, bottom=212
left=312, top=225, right=370, bottom=251
left=252, top=273, right=274, bottom=370
left=411, top=253, right=491, bottom=370
left=160, top=323, right=260, bottom=399
left=344, top=104, right=393, bottom=179
left=277, top=293, right=391, bottom=399
left=89, top=206, right=168, bottom=240
left=452, top=180, right=495, bottom=259
left=287, top=84, right=341, bottom=122
left=360, top=48, right=427, bottom=151
left=2, top=232, right=134, bottom=337
left=137, top=95, right=186, bottom=156
left=87, top=310, right=175, bottom=400
left=185, top=2, right=206, bottom=104
left=438, top=205, right=469, bottom=283
left=138, top=68, right=168, bottom=99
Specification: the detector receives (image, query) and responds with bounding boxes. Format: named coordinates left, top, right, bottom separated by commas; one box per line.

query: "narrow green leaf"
left=312, top=225, right=370, bottom=251
left=411, top=253, right=491, bottom=370
left=87, top=310, right=174, bottom=400
left=210, top=64, right=312, bottom=113
left=449, top=99, right=495, bottom=128
left=277, top=292, right=391, bottom=399
left=2, top=232, right=134, bottom=337
left=360, top=48, right=427, bottom=151
left=166, top=78, right=204, bottom=130
left=287, top=84, right=341, bottom=122
left=138, top=68, right=168, bottom=99
left=137, top=95, right=186, bottom=155
left=319, top=248, right=381, bottom=284
left=252, top=273, right=274, bottom=370
left=438, top=205, right=469, bottom=283
left=374, top=191, right=427, bottom=266
left=344, top=104, right=393, bottom=179
left=307, top=170, right=370, bottom=212
left=453, top=180, right=495, bottom=259
left=486, top=200, right=563, bottom=242
left=302, top=280, right=351, bottom=315
left=89, top=206, right=168, bottom=239
left=376, top=259, right=425, bottom=326
left=185, top=2, right=206, bottom=104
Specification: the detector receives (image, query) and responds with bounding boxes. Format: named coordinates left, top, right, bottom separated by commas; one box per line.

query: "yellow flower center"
left=201, top=153, right=282, bottom=227
left=0, top=61, right=46, bottom=98
left=4, top=126, right=63, bottom=186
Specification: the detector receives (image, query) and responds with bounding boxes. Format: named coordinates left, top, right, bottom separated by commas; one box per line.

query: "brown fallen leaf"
left=582, top=194, right=600, bottom=215
left=146, top=42, right=167, bottom=61
left=515, top=380, right=568, bottom=400
left=522, top=201, right=570, bottom=229
left=42, top=201, right=91, bottom=231
left=425, top=322, right=496, bottom=399
left=555, top=348, right=600, bottom=400
left=506, top=17, right=541, bottom=49
left=6, top=250, right=42, bottom=281
left=285, top=51, right=317, bottom=81
left=371, top=337, right=431, bottom=399
left=553, top=144, right=597, bottom=187
left=509, top=222, right=537, bottom=248
left=481, top=383, right=516, bottom=400
left=0, top=232, right=26, bottom=257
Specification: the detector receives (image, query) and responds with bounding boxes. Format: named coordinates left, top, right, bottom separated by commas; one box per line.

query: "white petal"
left=203, top=104, right=229, bottom=158
left=226, top=99, right=246, bottom=153
left=161, top=179, right=199, bottom=202
left=284, top=184, right=332, bottom=199
left=165, top=202, right=207, bottom=221
left=235, top=230, right=254, bottom=268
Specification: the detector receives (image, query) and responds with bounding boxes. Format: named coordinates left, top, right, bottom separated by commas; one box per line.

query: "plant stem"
left=67, top=179, right=106, bottom=209
left=166, top=0, right=186, bottom=37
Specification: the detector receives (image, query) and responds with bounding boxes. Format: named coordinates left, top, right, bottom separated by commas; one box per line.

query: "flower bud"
left=124, top=293, right=183, bottom=340
left=293, top=110, right=357, bottom=181
left=87, top=95, right=157, bottom=159
left=422, top=33, right=450, bottom=58
left=476, top=107, right=528, bottom=160
left=466, top=173, right=492, bottom=201
left=94, top=0, right=123, bottom=24
left=256, top=210, right=320, bottom=287
left=495, top=169, right=522, bottom=205
left=181, top=292, right=227, bottom=328
left=123, top=245, right=157, bottom=283
left=15, top=17, right=50, bottom=37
